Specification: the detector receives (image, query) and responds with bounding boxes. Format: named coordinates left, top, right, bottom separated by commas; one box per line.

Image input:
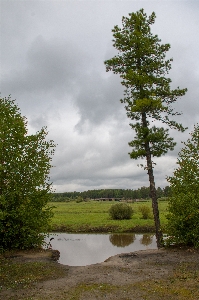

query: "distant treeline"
left=51, top=186, right=171, bottom=202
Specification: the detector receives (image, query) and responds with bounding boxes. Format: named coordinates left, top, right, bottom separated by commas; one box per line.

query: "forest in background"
left=52, top=186, right=171, bottom=201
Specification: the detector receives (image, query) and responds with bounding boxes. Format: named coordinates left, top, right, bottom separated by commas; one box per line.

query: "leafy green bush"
left=109, top=203, right=133, bottom=220
left=139, top=205, right=152, bottom=219
left=0, top=96, right=56, bottom=251
left=166, top=193, right=199, bottom=247
left=166, top=124, right=199, bottom=247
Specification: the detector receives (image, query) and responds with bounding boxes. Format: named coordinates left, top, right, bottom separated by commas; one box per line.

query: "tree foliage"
left=166, top=124, right=199, bottom=247
left=104, top=9, right=187, bottom=247
left=0, top=96, right=56, bottom=250
left=52, top=186, right=170, bottom=201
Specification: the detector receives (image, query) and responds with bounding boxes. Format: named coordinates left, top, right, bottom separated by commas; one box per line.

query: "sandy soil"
left=1, top=247, right=199, bottom=300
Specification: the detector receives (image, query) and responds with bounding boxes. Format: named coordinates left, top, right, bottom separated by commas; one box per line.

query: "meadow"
left=50, top=200, right=168, bottom=233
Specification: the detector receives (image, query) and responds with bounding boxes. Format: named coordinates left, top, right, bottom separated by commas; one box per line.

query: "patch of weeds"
left=135, top=263, right=199, bottom=299
left=172, top=262, right=199, bottom=281
left=0, top=257, right=67, bottom=290
left=67, top=283, right=121, bottom=300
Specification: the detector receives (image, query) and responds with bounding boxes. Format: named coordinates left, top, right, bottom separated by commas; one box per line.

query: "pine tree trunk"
left=146, top=154, right=163, bottom=248
left=142, top=113, right=163, bottom=248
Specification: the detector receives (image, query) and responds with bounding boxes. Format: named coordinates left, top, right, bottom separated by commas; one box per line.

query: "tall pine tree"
left=104, top=9, right=187, bottom=247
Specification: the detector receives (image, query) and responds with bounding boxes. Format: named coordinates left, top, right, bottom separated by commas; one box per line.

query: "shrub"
left=0, top=96, right=56, bottom=251
left=166, top=193, right=199, bottom=247
left=76, top=196, right=83, bottom=203
left=109, top=203, right=133, bottom=220
left=139, top=205, right=152, bottom=219
left=166, top=124, right=199, bottom=247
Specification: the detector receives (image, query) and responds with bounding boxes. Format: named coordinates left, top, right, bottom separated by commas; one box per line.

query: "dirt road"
left=1, top=248, right=199, bottom=299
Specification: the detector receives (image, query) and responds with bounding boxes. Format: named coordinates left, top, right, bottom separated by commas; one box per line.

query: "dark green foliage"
left=104, top=8, right=187, bottom=247
left=109, top=203, right=133, bottom=220
left=104, top=9, right=187, bottom=161
left=166, top=124, right=199, bottom=247
left=0, top=96, right=56, bottom=250
left=52, top=186, right=170, bottom=201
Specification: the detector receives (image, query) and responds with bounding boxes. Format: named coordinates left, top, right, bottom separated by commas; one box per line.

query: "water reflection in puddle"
left=46, top=233, right=157, bottom=266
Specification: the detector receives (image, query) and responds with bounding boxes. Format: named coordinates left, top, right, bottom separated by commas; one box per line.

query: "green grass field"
left=50, top=200, right=168, bottom=233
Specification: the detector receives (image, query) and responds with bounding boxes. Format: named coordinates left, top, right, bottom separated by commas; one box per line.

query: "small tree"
left=104, top=9, right=187, bottom=247
left=166, top=124, right=199, bottom=247
left=0, top=96, right=56, bottom=250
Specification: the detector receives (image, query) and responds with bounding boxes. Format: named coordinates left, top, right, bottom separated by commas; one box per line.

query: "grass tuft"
left=0, top=256, right=67, bottom=291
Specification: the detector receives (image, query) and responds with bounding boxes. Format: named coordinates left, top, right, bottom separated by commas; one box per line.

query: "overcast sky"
left=1, top=0, right=199, bottom=192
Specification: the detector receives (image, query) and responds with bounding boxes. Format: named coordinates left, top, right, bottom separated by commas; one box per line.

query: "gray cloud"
left=2, top=35, right=88, bottom=94
left=75, top=73, right=124, bottom=130
left=1, top=0, right=199, bottom=192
